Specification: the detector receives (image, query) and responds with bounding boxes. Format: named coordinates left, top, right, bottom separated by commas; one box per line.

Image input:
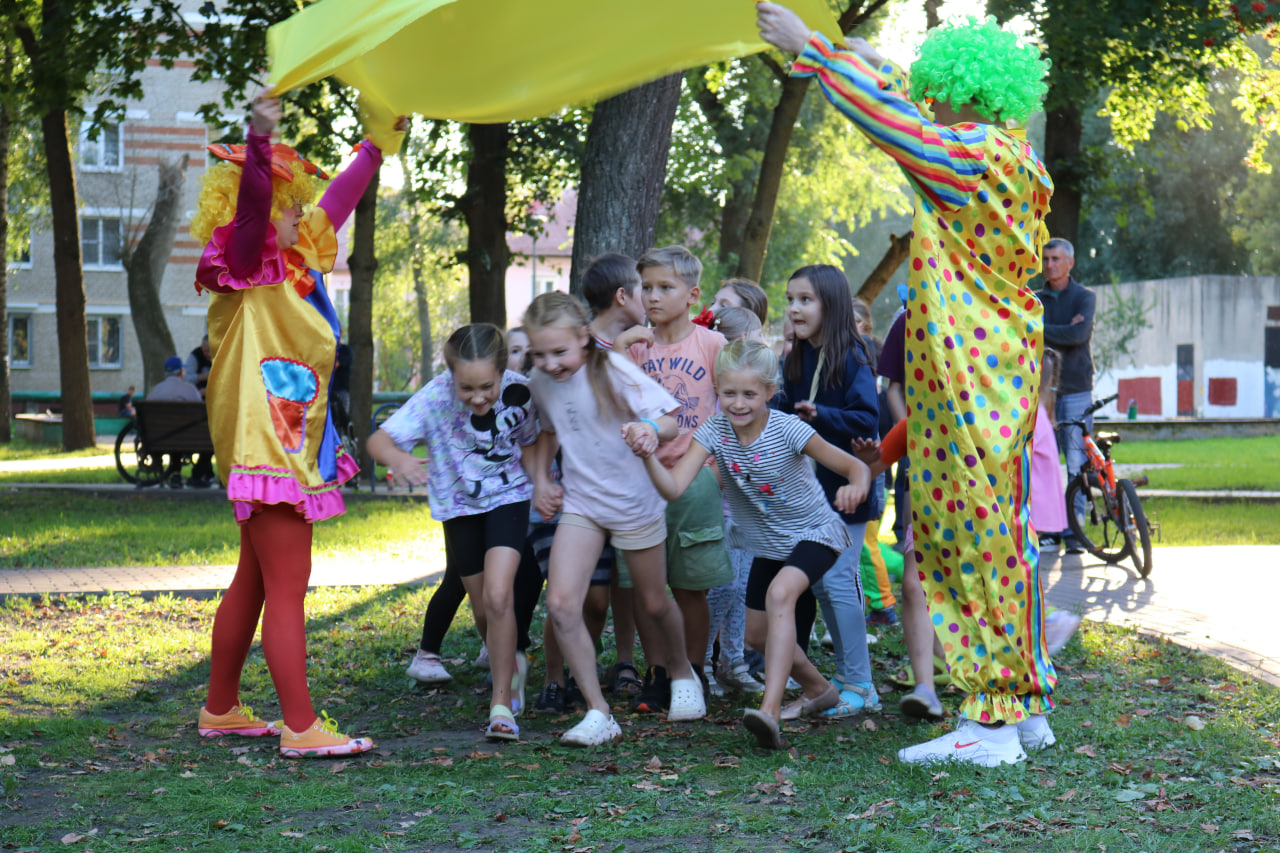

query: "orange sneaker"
left=279, top=712, right=375, bottom=759
left=198, top=704, right=281, bottom=738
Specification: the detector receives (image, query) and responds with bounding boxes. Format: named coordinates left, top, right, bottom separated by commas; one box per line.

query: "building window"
left=10, top=240, right=32, bottom=269
left=538, top=277, right=557, bottom=294
left=82, top=217, right=123, bottom=268
left=87, top=316, right=122, bottom=368
left=8, top=314, right=31, bottom=368
left=79, top=121, right=123, bottom=171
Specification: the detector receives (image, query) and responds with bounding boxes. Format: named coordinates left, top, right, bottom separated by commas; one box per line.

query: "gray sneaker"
left=717, top=660, right=765, bottom=694
left=406, top=650, right=452, bottom=683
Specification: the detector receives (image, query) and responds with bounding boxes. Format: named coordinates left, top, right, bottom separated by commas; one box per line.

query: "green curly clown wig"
left=908, top=17, right=1049, bottom=125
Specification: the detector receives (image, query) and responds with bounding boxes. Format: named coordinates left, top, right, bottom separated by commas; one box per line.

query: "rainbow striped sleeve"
left=791, top=33, right=988, bottom=212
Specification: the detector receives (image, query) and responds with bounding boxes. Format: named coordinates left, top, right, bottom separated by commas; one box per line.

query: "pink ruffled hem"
left=228, top=451, right=361, bottom=524
left=196, top=222, right=288, bottom=294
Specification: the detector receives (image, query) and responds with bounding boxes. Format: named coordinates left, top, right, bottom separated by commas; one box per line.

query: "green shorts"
left=614, top=467, right=733, bottom=591
left=664, top=466, right=733, bottom=591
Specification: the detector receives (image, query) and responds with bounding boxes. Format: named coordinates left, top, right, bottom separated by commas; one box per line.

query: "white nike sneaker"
left=897, top=718, right=1027, bottom=767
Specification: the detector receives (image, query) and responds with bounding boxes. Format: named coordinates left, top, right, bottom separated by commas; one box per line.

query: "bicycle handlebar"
left=1085, top=393, right=1119, bottom=416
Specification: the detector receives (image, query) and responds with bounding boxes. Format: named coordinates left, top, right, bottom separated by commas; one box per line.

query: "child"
left=621, top=246, right=734, bottom=709
left=579, top=253, right=647, bottom=696
left=507, top=327, right=530, bottom=373
left=628, top=339, right=871, bottom=749
left=1032, top=348, right=1069, bottom=547
left=367, top=324, right=539, bottom=742
left=776, top=264, right=882, bottom=718
left=711, top=278, right=769, bottom=325
left=192, top=93, right=401, bottom=759
left=524, top=291, right=706, bottom=746
left=702, top=304, right=767, bottom=696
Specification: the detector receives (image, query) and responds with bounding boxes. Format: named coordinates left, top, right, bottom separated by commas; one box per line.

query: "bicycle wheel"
left=114, top=421, right=139, bottom=484
left=1065, top=476, right=1131, bottom=564
left=1118, top=479, right=1153, bottom=578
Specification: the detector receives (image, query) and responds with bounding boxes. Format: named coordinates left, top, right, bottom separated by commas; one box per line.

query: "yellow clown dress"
left=793, top=34, right=1056, bottom=724
left=196, top=136, right=380, bottom=524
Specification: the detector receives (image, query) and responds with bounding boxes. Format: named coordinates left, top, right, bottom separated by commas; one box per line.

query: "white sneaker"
left=406, top=650, right=452, bottom=684
left=897, top=718, right=1027, bottom=767
left=667, top=677, right=707, bottom=721
left=1045, top=610, right=1083, bottom=656
left=473, top=643, right=490, bottom=669
left=560, top=709, right=622, bottom=747
left=1017, top=714, right=1056, bottom=750
left=820, top=630, right=834, bottom=649
left=717, top=660, right=765, bottom=694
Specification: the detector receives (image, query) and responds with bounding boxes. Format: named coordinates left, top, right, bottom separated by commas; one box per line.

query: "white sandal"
left=560, top=709, right=621, bottom=747
left=667, top=677, right=707, bottom=721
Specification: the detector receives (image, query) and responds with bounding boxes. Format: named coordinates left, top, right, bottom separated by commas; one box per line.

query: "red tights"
left=205, top=503, right=316, bottom=732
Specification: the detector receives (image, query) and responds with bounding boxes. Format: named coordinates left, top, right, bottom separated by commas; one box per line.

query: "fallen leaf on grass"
left=279, top=831, right=305, bottom=838
left=1200, top=823, right=1218, bottom=833
left=1115, top=714, right=1132, bottom=728
left=60, top=831, right=96, bottom=845
left=1108, top=763, right=1133, bottom=776
left=1184, top=715, right=1205, bottom=731
left=330, top=762, right=347, bottom=775
left=861, top=719, right=878, bottom=731
left=0, top=755, right=14, bottom=766
left=644, top=755, right=664, bottom=772
left=1114, top=789, right=1145, bottom=802
left=1055, top=788, right=1078, bottom=802
left=846, top=798, right=896, bottom=820
left=1074, top=745, right=1097, bottom=758
left=1232, top=829, right=1255, bottom=841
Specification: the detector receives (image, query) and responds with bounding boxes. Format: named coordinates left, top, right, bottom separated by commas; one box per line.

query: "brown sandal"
left=779, top=683, right=839, bottom=720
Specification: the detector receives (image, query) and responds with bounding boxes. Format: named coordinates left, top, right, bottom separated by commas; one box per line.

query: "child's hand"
left=834, top=460, right=871, bottom=513
left=614, top=325, right=655, bottom=352
left=533, top=481, right=563, bottom=522
left=250, top=91, right=281, bottom=136
left=794, top=400, right=817, bottom=422
left=386, top=453, right=429, bottom=490
left=850, top=436, right=881, bottom=466
left=621, top=421, right=659, bottom=457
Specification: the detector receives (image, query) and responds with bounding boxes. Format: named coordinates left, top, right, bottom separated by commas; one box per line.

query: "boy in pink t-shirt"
left=618, top=246, right=733, bottom=708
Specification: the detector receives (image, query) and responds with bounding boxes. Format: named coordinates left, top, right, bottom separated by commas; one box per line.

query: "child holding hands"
left=628, top=340, right=871, bottom=750
left=367, top=324, right=539, bottom=742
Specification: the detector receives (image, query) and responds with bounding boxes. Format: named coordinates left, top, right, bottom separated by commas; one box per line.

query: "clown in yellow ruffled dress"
left=189, top=94, right=403, bottom=758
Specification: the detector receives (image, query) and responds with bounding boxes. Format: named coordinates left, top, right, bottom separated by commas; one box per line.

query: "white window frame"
left=86, top=315, right=123, bottom=369
left=79, top=120, right=124, bottom=172
left=81, top=216, right=124, bottom=269
left=10, top=240, right=32, bottom=270
left=8, top=314, right=32, bottom=369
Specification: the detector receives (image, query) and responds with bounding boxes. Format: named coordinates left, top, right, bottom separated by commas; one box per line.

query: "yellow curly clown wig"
left=908, top=17, right=1049, bottom=125
left=190, top=144, right=326, bottom=247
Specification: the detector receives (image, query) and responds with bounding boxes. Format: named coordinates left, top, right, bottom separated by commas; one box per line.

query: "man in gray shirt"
left=148, top=355, right=204, bottom=489
left=1038, top=238, right=1096, bottom=554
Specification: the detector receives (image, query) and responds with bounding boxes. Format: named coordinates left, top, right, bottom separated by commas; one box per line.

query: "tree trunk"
left=0, top=76, right=10, bottom=444
left=925, top=0, right=942, bottom=29
left=348, top=170, right=380, bottom=475
left=43, top=108, right=96, bottom=450
left=1042, top=101, right=1083, bottom=248
left=124, top=156, right=185, bottom=390
left=412, top=246, right=433, bottom=381
left=855, top=232, right=912, bottom=303
left=736, top=76, right=812, bottom=282
left=462, top=123, right=510, bottom=326
left=568, top=74, right=682, bottom=293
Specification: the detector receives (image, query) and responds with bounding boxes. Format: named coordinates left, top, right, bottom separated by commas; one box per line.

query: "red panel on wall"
left=1117, top=377, right=1162, bottom=416
left=1177, top=380, right=1194, bottom=415
left=1208, top=377, right=1238, bottom=406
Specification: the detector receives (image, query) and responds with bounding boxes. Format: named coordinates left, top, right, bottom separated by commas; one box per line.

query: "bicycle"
left=1059, top=393, right=1154, bottom=578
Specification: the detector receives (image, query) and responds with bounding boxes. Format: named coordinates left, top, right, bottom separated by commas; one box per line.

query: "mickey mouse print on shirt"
left=379, top=369, right=539, bottom=522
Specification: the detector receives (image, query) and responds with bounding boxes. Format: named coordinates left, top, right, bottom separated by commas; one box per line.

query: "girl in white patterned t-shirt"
left=627, top=339, right=871, bottom=750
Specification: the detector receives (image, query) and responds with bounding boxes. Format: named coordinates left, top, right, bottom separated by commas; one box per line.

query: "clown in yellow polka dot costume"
left=758, top=5, right=1057, bottom=765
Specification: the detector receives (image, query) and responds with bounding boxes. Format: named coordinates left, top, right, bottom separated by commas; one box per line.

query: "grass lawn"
left=1112, top=435, right=1280, bottom=492
left=1, top=589, right=1276, bottom=852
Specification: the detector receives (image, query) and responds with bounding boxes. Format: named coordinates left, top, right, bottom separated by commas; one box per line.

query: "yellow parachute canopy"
left=268, top=0, right=843, bottom=123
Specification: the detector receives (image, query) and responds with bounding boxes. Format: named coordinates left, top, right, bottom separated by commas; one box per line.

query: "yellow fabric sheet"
left=268, top=0, right=842, bottom=123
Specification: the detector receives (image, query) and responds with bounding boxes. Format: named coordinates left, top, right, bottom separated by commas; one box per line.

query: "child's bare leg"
left=747, top=567, right=825, bottom=720
left=460, top=548, right=518, bottom=718
left=585, top=585, right=609, bottom=647
left=625, top=544, right=694, bottom=682
left=546, top=525, right=610, bottom=714
left=610, top=581, right=637, bottom=665
left=541, top=619, right=564, bottom=686
left=900, top=551, right=940, bottom=693
left=672, top=588, right=711, bottom=672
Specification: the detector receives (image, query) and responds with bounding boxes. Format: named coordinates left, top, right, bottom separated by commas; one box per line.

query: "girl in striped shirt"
left=627, top=340, right=871, bottom=750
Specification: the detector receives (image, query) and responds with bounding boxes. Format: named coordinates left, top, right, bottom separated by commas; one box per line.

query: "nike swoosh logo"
left=953, top=740, right=982, bottom=749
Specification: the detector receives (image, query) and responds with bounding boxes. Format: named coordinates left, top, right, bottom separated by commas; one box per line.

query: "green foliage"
left=1090, top=287, right=1155, bottom=378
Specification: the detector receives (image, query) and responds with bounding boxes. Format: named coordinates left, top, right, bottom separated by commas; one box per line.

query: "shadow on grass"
left=3, top=586, right=1280, bottom=853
